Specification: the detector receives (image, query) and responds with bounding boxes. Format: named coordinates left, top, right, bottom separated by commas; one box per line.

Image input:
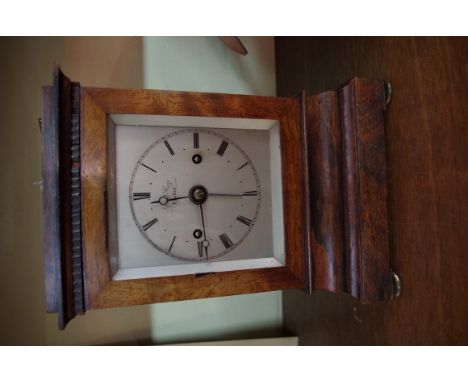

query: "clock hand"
left=208, top=192, right=257, bottom=197
left=150, top=195, right=189, bottom=205
left=209, top=193, right=242, bottom=197
left=199, top=203, right=209, bottom=259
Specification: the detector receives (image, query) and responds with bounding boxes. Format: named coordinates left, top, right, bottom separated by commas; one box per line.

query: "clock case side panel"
left=80, top=88, right=112, bottom=310
left=279, top=101, right=307, bottom=285
left=106, top=117, right=119, bottom=278
left=303, top=78, right=395, bottom=302
left=41, top=67, right=85, bottom=330
left=81, top=87, right=307, bottom=310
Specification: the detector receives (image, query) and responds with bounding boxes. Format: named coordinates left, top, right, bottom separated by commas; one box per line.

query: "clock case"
left=42, top=67, right=396, bottom=329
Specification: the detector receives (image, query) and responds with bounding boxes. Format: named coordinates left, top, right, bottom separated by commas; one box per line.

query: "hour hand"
left=150, top=195, right=188, bottom=205
left=199, top=204, right=209, bottom=259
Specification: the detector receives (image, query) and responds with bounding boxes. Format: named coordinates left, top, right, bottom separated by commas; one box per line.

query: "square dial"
left=130, top=129, right=261, bottom=261
left=109, top=115, right=285, bottom=280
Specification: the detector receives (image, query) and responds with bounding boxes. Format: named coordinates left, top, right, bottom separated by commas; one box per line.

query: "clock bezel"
left=80, top=87, right=306, bottom=310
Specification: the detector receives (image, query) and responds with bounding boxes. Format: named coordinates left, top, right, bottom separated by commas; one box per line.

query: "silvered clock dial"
left=129, top=129, right=261, bottom=262
left=112, top=116, right=284, bottom=281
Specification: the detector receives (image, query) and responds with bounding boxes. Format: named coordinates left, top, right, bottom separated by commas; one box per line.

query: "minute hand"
left=208, top=192, right=257, bottom=197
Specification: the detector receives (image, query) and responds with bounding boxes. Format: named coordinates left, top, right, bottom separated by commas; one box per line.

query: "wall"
left=0, top=36, right=281, bottom=345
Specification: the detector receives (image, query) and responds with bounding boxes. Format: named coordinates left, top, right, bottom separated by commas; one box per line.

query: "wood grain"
left=306, top=90, right=345, bottom=293
left=280, top=101, right=306, bottom=284
left=340, top=78, right=392, bottom=302
left=42, top=67, right=85, bottom=329
left=41, top=85, right=59, bottom=314
left=56, top=67, right=75, bottom=329
left=106, top=118, right=119, bottom=278
left=81, top=89, right=110, bottom=310
left=41, top=67, right=77, bottom=329
left=92, top=268, right=301, bottom=309
left=304, top=78, right=392, bottom=302
left=84, top=87, right=293, bottom=119
left=277, top=36, right=468, bottom=345
left=81, top=87, right=305, bottom=310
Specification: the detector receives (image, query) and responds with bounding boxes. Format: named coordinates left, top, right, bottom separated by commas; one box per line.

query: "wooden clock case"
left=42, top=67, right=397, bottom=329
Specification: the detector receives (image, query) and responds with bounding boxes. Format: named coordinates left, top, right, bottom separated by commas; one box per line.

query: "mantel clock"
left=41, top=67, right=400, bottom=329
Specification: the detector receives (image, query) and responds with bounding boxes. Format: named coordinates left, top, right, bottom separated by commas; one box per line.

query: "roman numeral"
left=236, top=215, right=252, bottom=226
left=219, top=233, right=234, bottom=249
left=243, top=190, right=258, bottom=196
left=197, top=241, right=204, bottom=257
left=217, top=140, right=229, bottom=157
left=142, top=218, right=158, bottom=231
left=140, top=163, right=157, bottom=173
left=164, top=140, right=175, bottom=155
left=168, top=236, right=176, bottom=253
left=193, top=132, right=199, bottom=149
left=236, top=162, right=249, bottom=171
left=132, top=192, right=150, bottom=201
